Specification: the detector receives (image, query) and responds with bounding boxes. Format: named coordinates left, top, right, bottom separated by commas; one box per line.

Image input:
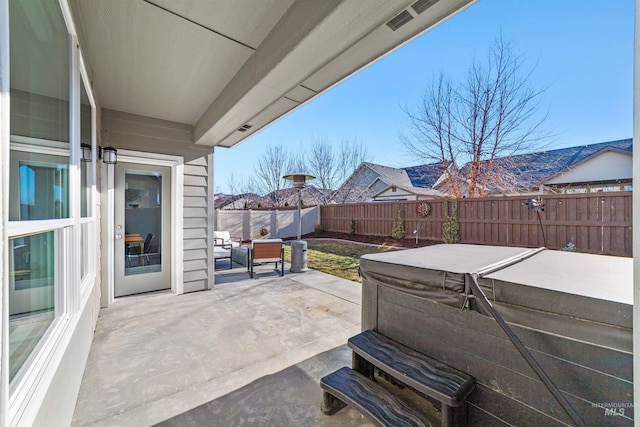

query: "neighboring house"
left=215, top=193, right=261, bottom=210
left=257, top=186, right=326, bottom=207
left=373, top=162, right=447, bottom=201
left=542, top=140, right=633, bottom=193
left=335, top=139, right=632, bottom=203
left=333, top=162, right=445, bottom=203
left=3, top=2, right=475, bottom=424
left=332, top=162, right=392, bottom=203
left=372, top=185, right=443, bottom=202
left=214, top=193, right=236, bottom=209
left=444, top=138, right=633, bottom=196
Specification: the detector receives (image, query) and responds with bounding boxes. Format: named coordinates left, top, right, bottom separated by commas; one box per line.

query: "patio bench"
left=321, top=330, right=475, bottom=427
left=249, top=239, right=284, bottom=278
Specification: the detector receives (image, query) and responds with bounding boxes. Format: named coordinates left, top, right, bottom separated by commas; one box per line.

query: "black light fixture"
left=81, top=143, right=92, bottom=162
left=101, top=146, right=117, bottom=165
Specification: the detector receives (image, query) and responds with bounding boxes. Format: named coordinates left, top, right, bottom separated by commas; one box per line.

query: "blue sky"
left=214, top=0, right=634, bottom=194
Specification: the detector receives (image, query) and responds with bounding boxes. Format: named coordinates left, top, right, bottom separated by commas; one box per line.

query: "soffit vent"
left=411, top=0, right=438, bottom=15
left=237, top=124, right=253, bottom=132
left=386, top=10, right=413, bottom=31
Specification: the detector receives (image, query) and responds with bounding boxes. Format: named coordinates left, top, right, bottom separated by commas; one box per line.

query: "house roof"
left=362, top=161, right=447, bottom=189
left=363, top=163, right=414, bottom=189
left=69, top=0, right=475, bottom=149
left=215, top=193, right=261, bottom=209
left=258, top=186, right=326, bottom=207
left=457, top=138, right=633, bottom=192
left=404, top=162, right=449, bottom=187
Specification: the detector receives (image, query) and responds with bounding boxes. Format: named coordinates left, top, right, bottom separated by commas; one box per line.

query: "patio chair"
left=249, top=239, right=284, bottom=278
left=214, top=244, right=233, bottom=269
left=213, top=231, right=241, bottom=248
left=143, top=233, right=160, bottom=265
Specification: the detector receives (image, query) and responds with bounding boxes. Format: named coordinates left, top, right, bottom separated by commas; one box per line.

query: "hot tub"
left=360, top=244, right=632, bottom=426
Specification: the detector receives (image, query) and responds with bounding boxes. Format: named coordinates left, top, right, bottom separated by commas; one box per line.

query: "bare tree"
left=402, top=36, right=548, bottom=197
left=253, top=144, right=291, bottom=206
left=225, top=173, right=241, bottom=206
left=305, top=137, right=336, bottom=204
left=225, top=173, right=257, bottom=208
left=288, top=150, right=308, bottom=176
left=306, top=137, right=371, bottom=204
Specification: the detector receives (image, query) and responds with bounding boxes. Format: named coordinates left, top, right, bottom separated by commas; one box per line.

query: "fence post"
left=245, top=210, right=252, bottom=241
left=271, top=210, right=278, bottom=239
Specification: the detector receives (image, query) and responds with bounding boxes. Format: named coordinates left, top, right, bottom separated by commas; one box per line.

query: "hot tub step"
left=320, top=366, right=433, bottom=426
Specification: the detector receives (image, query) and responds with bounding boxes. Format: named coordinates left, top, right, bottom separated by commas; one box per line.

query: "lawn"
left=283, top=240, right=398, bottom=283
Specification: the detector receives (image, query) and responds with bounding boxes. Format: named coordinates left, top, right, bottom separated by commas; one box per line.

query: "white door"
left=114, top=162, right=171, bottom=297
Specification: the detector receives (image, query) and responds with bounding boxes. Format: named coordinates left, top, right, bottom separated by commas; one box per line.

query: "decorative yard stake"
left=525, top=197, right=546, bottom=247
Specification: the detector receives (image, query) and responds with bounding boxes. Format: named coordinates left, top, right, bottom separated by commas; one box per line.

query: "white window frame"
left=1, top=0, right=99, bottom=423
left=78, top=50, right=97, bottom=303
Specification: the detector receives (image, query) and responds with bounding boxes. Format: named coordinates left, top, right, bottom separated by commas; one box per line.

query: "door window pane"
left=9, top=231, right=56, bottom=382
left=124, top=171, right=162, bottom=276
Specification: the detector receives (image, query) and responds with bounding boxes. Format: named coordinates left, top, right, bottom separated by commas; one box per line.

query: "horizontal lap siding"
left=101, top=109, right=212, bottom=162
left=183, top=156, right=211, bottom=292
left=321, top=192, right=631, bottom=256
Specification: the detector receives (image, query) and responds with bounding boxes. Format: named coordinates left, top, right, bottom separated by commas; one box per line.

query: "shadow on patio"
left=72, top=263, right=371, bottom=426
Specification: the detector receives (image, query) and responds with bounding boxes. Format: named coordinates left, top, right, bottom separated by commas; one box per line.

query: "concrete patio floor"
left=72, top=262, right=373, bottom=426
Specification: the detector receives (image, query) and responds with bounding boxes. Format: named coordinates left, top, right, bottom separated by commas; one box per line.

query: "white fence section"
left=215, top=207, right=320, bottom=240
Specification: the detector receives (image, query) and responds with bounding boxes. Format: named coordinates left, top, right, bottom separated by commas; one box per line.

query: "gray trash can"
left=289, top=240, right=308, bottom=273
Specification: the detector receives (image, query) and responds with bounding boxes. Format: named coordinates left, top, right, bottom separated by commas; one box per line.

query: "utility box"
left=289, top=240, right=308, bottom=273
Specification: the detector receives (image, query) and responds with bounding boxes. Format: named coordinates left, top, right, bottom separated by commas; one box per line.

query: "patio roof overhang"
left=69, top=0, right=475, bottom=150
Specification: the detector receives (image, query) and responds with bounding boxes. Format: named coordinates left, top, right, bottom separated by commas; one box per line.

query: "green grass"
left=284, top=240, right=398, bottom=283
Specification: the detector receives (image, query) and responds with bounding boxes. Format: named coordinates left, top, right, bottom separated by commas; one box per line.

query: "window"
left=6, top=0, right=97, bottom=392
left=9, top=0, right=70, bottom=221
left=13, top=157, right=69, bottom=221
left=8, top=232, right=56, bottom=382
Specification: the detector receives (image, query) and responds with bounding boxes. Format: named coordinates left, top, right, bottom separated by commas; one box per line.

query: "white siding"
left=545, top=151, right=633, bottom=185
left=101, top=109, right=211, bottom=162
left=183, top=155, right=213, bottom=293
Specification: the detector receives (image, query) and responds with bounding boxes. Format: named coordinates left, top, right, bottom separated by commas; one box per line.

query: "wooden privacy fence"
left=320, top=192, right=632, bottom=257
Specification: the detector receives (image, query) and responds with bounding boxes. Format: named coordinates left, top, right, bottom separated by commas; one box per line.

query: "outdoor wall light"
left=101, top=146, right=117, bottom=165
left=81, top=143, right=92, bottom=162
